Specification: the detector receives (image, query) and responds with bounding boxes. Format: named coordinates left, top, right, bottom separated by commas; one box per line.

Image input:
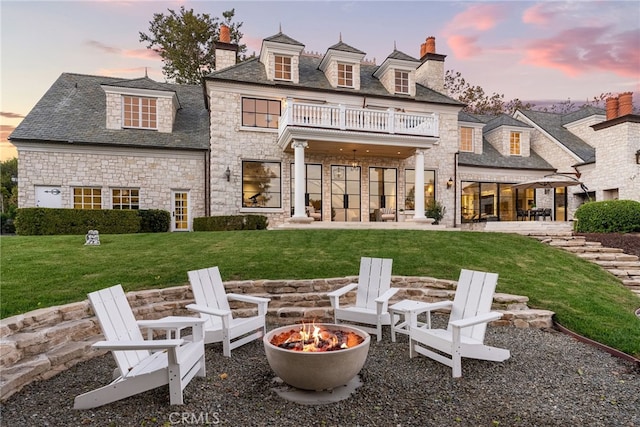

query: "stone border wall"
left=0, top=276, right=553, bottom=401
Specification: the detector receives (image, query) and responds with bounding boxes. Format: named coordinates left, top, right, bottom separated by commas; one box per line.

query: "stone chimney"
left=416, top=36, right=446, bottom=93
left=214, top=24, right=238, bottom=71
left=618, top=92, right=633, bottom=116
left=606, top=96, right=619, bottom=120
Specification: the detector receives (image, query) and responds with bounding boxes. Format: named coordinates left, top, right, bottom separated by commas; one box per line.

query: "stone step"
left=592, top=260, right=640, bottom=269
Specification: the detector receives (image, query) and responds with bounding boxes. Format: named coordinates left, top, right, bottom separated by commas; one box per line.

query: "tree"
left=140, top=7, right=246, bottom=84
left=445, top=70, right=536, bottom=115
left=1, top=157, right=18, bottom=233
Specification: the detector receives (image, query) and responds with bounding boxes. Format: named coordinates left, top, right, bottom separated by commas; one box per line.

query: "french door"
left=331, top=165, right=361, bottom=222
left=172, top=190, right=190, bottom=231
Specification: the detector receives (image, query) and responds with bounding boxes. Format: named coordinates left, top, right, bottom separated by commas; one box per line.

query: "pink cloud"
left=522, top=4, right=555, bottom=25
left=447, top=35, right=481, bottom=59
left=86, top=40, right=160, bottom=60
left=444, top=4, right=507, bottom=34
left=1, top=112, right=24, bottom=119
left=521, top=26, right=640, bottom=78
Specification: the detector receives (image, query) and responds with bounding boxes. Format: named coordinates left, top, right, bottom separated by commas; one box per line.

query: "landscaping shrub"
left=15, top=208, right=140, bottom=235
left=1, top=213, right=15, bottom=234
left=138, top=209, right=170, bottom=233
left=425, top=199, right=446, bottom=225
left=574, top=200, right=640, bottom=233
left=193, top=215, right=268, bottom=231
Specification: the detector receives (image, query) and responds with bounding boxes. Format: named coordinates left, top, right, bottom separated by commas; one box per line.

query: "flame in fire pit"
left=270, top=321, right=364, bottom=352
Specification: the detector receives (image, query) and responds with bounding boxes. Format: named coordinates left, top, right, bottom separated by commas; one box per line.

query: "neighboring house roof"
left=515, top=109, right=598, bottom=163
left=206, top=55, right=463, bottom=106
left=458, top=138, right=555, bottom=171
left=9, top=73, right=209, bottom=151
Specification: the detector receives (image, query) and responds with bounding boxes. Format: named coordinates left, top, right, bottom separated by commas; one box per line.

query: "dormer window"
left=510, top=131, right=521, bottom=155
left=274, top=55, right=292, bottom=81
left=460, top=127, right=473, bottom=152
left=395, top=70, right=409, bottom=94
left=338, top=63, right=354, bottom=88
left=123, top=96, right=157, bottom=129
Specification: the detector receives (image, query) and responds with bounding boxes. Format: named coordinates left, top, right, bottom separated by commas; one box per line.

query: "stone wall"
left=0, top=276, right=553, bottom=402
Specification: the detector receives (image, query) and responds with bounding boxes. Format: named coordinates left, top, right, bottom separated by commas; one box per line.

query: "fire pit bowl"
left=263, top=323, right=371, bottom=391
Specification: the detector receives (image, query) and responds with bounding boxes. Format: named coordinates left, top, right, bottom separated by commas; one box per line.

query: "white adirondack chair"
left=186, top=266, right=270, bottom=357
left=408, top=269, right=510, bottom=378
left=74, top=285, right=206, bottom=409
left=327, top=257, right=398, bottom=342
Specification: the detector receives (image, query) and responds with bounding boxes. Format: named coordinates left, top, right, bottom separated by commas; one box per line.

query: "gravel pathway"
left=1, top=318, right=638, bottom=426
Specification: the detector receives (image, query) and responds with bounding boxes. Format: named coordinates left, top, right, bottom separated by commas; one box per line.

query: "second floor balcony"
left=279, top=101, right=439, bottom=136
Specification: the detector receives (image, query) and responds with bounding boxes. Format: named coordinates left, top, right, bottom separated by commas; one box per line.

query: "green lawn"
left=1, top=230, right=639, bottom=357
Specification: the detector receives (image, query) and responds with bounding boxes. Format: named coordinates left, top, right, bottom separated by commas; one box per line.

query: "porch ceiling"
left=278, top=127, right=437, bottom=159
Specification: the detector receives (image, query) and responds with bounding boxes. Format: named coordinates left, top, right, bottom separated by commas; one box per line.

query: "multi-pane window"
left=460, top=127, right=473, bottom=152
left=242, top=98, right=281, bottom=129
left=274, top=55, right=292, bottom=80
left=337, top=63, right=353, bottom=87
left=510, top=131, right=521, bottom=155
left=395, top=70, right=409, bottom=94
left=123, top=96, right=157, bottom=129
left=404, top=169, right=436, bottom=210
left=73, top=187, right=102, bottom=209
left=242, top=161, right=281, bottom=208
left=112, top=188, right=140, bottom=209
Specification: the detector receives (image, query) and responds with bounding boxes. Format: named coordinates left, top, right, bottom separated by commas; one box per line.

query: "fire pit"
left=263, top=323, right=370, bottom=391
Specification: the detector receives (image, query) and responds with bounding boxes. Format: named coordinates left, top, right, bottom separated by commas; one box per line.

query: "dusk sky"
left=1, top=0, right=639, bottom=160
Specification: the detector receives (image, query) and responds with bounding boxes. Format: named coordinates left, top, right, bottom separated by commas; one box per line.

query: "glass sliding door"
left=331, top=165, right=360, bottom=221
left=369, top=167, right=396, bottom=221
left=554, top=187, right=567, bottom=221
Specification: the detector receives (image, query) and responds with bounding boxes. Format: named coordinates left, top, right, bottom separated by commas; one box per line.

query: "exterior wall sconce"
left=224, top=167, right=231, bottom=182
left=350, top=149, right=358, bottom=170
left=636, top=149, right=640, bottom=164
left=447, top=177, right=454, bottom=188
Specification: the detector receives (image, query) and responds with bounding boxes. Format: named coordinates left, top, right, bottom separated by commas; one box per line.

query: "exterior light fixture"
left=447, top=177, right=454, bottom=188
left=636, top=149, right=640, bottom=165
left=350, top=150, right=358, bottom=170
left=224, top=167, right=231, bottom=182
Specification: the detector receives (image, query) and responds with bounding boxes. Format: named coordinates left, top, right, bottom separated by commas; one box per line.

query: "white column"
left=292, top=140, right=308, bottom=219
left=413, top=150, right=427, bottom=220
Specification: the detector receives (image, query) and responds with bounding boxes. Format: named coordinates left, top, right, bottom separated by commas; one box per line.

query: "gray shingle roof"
left=326, top=41, right=366, bottom=55
left=385, top=49, right=420, bottom=62
left=458, top=137, right=555, bottom=171
left=483, top=114, right=533, bottom=133
left=206, top=55, right=463, bottom=106
left=516, top=109, right=596, bottom=162
left=263, top=32, right=304, bottom=46
left=9, top=73, right=209, bottom=151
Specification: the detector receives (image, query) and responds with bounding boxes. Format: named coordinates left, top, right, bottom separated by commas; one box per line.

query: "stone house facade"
left=9, top=28, right=640, bottom=230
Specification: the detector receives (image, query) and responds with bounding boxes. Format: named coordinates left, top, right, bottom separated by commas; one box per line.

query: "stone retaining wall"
left=0, top=276, right=553, bottom=401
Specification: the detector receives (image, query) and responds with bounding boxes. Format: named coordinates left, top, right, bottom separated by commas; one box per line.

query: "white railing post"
left=388, top=108, right=395, bottom=134
left=339, top=104, right=346, bottom=130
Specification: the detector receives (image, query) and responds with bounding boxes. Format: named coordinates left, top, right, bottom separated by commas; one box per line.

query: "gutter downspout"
left=453, top=151, right=458, bottom=228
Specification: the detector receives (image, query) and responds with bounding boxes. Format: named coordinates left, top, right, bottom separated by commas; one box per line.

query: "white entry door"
left=172, top=190, right=190, bottom=231
left=35, top=186, right=62, bottom=208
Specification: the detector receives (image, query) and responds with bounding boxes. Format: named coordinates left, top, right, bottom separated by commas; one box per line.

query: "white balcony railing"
left=279, top=101, right=439, bottom=137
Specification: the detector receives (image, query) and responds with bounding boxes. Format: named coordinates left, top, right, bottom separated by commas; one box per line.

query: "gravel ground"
left=2, top=316, right=638, bottom=427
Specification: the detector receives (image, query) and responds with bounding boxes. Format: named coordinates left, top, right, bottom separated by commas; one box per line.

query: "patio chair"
left=516, top=209, right=527, bottom=221
left=186, top=266, right=270, bottom=357
left=379, top=208, right=396, bottom=222
left=327, top=257, right=398, bottom=342
left=408, top=269, right=510, bottom=378
left=74, top=285, right=206, bottom=409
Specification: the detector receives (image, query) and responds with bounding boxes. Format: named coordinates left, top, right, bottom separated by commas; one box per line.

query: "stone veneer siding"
left=17, top=146, right=206, bottom=224
left=0, top=275, right=553, bottom=401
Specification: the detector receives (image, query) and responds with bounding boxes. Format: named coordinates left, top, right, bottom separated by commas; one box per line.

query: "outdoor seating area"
left=71, top=259, right=515, bottom=409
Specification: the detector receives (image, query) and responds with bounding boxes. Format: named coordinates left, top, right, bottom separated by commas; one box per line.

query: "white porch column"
left=291, top=140, right=311, bottom=221
left=413, top=150, right=428, bottom=221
